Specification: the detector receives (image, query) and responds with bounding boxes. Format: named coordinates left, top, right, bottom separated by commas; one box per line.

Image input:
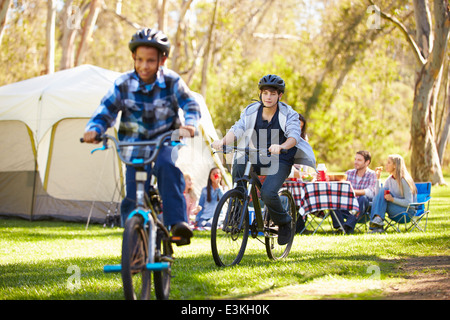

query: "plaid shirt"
left=86, top=67, right=201, bottom=161
left=345, top=168, right=377, bottom=199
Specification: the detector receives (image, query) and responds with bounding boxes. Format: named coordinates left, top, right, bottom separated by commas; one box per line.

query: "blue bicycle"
left=83, top=131, right=184, bottom=300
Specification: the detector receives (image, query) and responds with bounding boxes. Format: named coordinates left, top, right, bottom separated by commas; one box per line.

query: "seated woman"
left=369, top=154, right=417, bottom=232
left=195, top=167, right=223, bottom=230
left=183, top=173, right=201, bottom=226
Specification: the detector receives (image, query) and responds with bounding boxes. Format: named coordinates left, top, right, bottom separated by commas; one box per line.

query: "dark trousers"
left=120, top=145, right=187, bottom=227
left=232, top=161, right=292, bottom=226
left=331, top=195, right=370, bottom=231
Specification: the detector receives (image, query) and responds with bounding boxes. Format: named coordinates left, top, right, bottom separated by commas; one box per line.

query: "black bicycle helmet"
left=258, top=74, right=285, bottom=93
left=129, top=28, right=171, bottom=57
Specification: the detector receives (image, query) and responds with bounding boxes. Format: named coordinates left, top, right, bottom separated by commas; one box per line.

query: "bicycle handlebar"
left=212, top=145, right=288, bottom=155
left=81, top=131, right=176, bottom=166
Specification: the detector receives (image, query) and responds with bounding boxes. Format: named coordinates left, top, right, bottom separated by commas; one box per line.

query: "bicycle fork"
left=103, top=170, right=169, bottom=274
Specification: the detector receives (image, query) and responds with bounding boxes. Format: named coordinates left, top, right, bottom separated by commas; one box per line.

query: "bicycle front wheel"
left=154, top=229, right=171, bottom=300
left=121, top=215, right=152, bottom=300
left=211, top=189, right=249, bottom=267
left=265, top=189, right=297, bottom=260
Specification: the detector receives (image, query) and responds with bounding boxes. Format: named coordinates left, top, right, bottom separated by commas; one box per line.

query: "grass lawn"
left=1, top=181, right=449, bottom=300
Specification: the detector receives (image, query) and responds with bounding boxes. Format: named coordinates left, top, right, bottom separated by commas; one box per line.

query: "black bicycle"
left=83, top=131, right=186, bottom=300
left=210, top=146, right=297, bottom=267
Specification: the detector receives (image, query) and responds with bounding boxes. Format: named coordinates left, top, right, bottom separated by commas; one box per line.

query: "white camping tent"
left=0, top=64, right=228, bottom=223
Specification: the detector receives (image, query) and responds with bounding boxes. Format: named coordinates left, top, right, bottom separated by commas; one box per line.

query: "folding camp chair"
left=300, top=210, right=328, bottom=234
left=384, top=182, right=431, bottom=232
left=354, top=202, right=372, bottom=232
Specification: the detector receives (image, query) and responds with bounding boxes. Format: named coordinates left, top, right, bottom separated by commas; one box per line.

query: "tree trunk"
left=60, top=0, right=78, bottom=70
left=437, top=61, right=450, bottom=164
left=201, top=0, right=219, bottom=97
left=437, top=95, right=450, bottom=163
left=171, top=0, right=194, bottom=73
left=413, top=0, right=433, bottom=59
left=157, top=0, right=167, bottom=31
left=410, top=0, right=449, bottom=185
left=75, top=0, right=102, bottom=66
left=45, top=0, right=56, bottom=74
left=411, top=63, right=446, bottom=184
left=0, top=0, right=11, bottom=46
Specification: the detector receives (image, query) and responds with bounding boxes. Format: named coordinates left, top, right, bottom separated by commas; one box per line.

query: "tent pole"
left=30, top=160, right=38, bottom=222
left=27, top=125, right=38, bottom=222
left=85, top=149, right=109, bottom=230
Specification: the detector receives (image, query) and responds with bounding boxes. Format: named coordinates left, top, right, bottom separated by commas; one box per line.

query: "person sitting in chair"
left=369, top=154, right=417, bottom=233
left=331, top=150, right=379, bottom=233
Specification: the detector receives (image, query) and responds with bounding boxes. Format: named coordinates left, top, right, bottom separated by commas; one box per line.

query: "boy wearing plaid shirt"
left=83, top=28, right=200, bottom=243
left=332, top=150, right=378, bottom=233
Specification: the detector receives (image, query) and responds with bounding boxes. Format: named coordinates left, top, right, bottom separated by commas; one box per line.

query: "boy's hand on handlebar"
left=177, top=125, right=196, bottom=139
left=83, top=131, right=101, bottom=144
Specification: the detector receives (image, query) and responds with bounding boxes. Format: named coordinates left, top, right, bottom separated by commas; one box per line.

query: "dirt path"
left=384, top=255, right=449, bottom=300
left=245, top=255, right=450, bottom=300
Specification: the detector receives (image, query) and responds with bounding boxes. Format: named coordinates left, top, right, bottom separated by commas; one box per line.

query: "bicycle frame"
left=233, top=163, right=265, bottom=235
left=87, top=132, right=176, bottom=273
left=211, top=145, right=296, bottom=266
left=221, top=146, right=281, bottom=235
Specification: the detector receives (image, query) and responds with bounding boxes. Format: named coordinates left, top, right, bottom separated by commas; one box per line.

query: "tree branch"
left=368, top=0, right=426, bottom=65
left=102, top=4, right=142, bottom=30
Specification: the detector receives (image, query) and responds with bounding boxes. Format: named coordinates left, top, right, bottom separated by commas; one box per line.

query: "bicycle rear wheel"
left=211, top=189, right=249, bottom=267
left=121, top=215, right=152, bottom=300
left=265, top=189, right=297, bottom=260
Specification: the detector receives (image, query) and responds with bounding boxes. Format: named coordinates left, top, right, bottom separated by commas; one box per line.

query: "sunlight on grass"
left=0, top=182, right=449, bottom=300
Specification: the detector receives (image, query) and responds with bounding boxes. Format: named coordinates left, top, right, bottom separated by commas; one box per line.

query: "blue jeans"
left=370, top=189, right=413, bottom=222
left=120, top=144, right=187, bottom=227
left=331, top=195, right=369, bottom=230
left=232, top=161, right=292, bottom=226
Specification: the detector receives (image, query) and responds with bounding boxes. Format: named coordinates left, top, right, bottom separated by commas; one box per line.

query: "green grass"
left=1, top=182, right=449, bottom=300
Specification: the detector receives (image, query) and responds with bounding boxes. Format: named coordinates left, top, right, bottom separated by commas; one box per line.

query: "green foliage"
left=306, top=35, right=414, bottom=170
left=0, top=0, right=446, bottom=172
left=0, top=1, right=47, bottom=84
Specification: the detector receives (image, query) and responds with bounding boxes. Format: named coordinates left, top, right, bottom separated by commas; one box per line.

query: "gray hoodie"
left=229, top=101, right=316, bottom=170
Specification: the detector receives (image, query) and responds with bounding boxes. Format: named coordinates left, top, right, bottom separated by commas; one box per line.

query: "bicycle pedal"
left=170, top=236, right=191, bottom=246
left=145, top=262, right=170, bottom=271
left=104, top=265, right=122, bottom=273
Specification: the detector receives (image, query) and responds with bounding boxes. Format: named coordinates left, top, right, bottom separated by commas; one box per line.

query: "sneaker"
left=277, top=223, right=292, bottom=245
left=370, top=216, right=384, bottom=229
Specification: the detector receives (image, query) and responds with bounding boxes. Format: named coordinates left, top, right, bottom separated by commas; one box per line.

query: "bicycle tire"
left=154, top=229, right=171, bottom=300
left=121, top=215, right=152, bottom=300
left=211, top=189, right=249, bottom=267
left=265, top=189, right=297, bottom=260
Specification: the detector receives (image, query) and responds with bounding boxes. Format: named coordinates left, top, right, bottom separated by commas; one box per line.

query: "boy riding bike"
left=211, top=74, right=316, bottom=245
left=83, top=28, right=200, bottom=243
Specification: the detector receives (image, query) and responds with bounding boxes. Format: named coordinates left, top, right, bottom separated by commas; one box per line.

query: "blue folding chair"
left=384, top=182, right=431, bottom=232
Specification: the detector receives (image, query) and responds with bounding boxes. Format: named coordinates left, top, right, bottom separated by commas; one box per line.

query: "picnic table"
left=282, top=180, right=360, bottom=234
left=282, top=180, right=360, bottom=216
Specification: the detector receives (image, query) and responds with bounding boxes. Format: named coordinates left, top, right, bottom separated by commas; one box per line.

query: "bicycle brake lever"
left=90, top=145, right=108, bottom=154
left=169, top=140, right=186, bottom=147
